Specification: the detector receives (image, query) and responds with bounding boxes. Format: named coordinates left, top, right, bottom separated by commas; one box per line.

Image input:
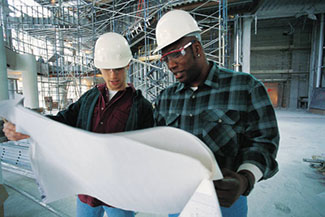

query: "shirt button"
left=189, top=114, right=193, bottom=117
left=192, top=95, right=195, bottom=99
left=100, top=121, right=103, bottom=125
left=218, top=119, right=222, bottom=123
left=101, top=107, right=104, bottom=111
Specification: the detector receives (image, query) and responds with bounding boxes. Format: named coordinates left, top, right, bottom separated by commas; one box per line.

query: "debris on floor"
left=303, top=154, right=325, bottom=175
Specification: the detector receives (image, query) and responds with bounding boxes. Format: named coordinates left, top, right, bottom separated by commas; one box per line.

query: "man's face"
left=100, top=67, right=127, bottom=91
left=161, top=37, right=201, bottom=85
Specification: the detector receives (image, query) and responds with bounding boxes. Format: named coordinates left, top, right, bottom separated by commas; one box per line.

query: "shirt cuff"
left=237, top=163, right=263, bottom=184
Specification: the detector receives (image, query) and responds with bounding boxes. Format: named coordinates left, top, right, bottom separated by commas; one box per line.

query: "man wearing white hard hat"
left=153, top=10, right=279, bottom=217
left=3, top=32, right=154, bottom=217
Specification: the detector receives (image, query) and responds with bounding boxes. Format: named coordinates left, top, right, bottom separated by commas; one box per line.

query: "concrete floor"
left=2, top=109, right=325, bottom=217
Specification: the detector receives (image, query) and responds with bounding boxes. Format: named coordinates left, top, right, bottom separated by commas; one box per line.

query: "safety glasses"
left=160, top=40, right=196, bottom=64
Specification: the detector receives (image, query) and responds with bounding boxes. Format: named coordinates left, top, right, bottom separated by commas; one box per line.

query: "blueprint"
left=0, top=96, right=223, bottom=215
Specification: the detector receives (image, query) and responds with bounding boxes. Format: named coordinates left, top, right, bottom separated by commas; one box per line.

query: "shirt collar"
left=203, top=61, right=219, bottom=89
left=175, top=82, right=186, bottom=93
left=96, top=83, right=107, bottom=93
left=127, top=83, right=136, bottom=93
left=175, top=61, right=219, bottom=93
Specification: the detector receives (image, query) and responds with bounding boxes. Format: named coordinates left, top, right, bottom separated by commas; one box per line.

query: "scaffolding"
left=1, top=0, right=228, bottom=107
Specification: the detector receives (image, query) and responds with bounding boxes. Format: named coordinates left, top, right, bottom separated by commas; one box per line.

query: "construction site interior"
left=0, top=0, right=325, bottom=217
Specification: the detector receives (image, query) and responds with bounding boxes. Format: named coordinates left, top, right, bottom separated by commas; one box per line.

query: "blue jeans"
left=168, top=196, right=247, bottom=217
left=76, top=197, right=135, bottom=217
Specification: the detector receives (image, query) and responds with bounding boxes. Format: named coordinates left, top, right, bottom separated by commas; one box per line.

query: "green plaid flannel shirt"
left=154, top=61, right=279, bottom=180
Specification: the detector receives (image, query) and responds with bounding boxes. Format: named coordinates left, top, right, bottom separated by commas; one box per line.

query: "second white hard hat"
left=153, top=10, right=201, bottom=54
left=94, top=32, right=132, bottom=69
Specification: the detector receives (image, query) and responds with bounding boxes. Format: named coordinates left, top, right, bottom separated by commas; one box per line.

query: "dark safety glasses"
left=160, top=40, right=196, bottom=64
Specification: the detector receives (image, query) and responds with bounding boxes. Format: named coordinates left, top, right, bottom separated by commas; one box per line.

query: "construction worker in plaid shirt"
left=153, top=10, right=279, bottom=217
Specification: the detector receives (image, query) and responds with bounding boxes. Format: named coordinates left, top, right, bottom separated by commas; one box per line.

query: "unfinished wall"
left=249, top=17, right=313, bottom=108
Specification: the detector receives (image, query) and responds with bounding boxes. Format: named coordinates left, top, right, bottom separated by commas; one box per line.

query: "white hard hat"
left=94, top=32, right=132, bottom=69
left=153, top=10, right=201, bottom=53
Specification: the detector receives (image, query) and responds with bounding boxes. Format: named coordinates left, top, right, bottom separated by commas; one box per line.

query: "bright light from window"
left=8, top=0, right=52, bottom=17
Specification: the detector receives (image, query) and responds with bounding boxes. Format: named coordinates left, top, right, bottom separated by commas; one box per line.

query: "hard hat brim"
left=95, top=57, right=132, bottom=69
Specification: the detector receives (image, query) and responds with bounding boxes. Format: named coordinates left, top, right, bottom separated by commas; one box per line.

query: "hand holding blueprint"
left=0, top=97, right=223, bottom=215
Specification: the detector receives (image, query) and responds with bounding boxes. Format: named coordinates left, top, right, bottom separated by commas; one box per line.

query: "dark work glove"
left=213, top=168, right=253, bottom=207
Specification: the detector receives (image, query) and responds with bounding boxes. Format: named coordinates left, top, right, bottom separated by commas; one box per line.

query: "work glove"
left=213, top=168, right=254, bottom=207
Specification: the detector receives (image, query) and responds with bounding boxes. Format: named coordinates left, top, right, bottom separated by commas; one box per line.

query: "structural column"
left=233, top=15, right=241, bottom=72
left=8, top=79, right=16, bottom=99
left=289, top=76, right=299, bottom=109
left=17, top=54, right=39, bottom=109
left=308, top=19, right=318, bottom=108
left=242, top=16, right=252, bottom=73
left=0, top=26, right=9, bottom=101
left=316, top=13, right=324, bottom=88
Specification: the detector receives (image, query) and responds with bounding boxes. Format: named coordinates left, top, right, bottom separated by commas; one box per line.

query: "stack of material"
left=303, top=154, right=325, bottom=175
left=0, top=140, right=34, bottom=178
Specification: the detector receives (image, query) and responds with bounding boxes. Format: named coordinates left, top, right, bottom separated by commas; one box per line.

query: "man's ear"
left=193, top=41, right=202, bottom=57
left=126, top=64, right=130, bottom=71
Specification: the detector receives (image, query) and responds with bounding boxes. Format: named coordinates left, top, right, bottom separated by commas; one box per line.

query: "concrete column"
left=8, top=79, right=15, bottom=99
left=242, top=17, right=252, bottom=73
left=233, top=15, right=240, bottom=72
left=17, top=54, right=39, bottom=109
left=59, top=84, right=68, bottom=109
left=289, top=76, right=299, bottom=109
left=316, top=13, right=324, bottom=88
left=0, top=26, right=9, bottom=101
left=308, top=20, right=318, bottom=108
